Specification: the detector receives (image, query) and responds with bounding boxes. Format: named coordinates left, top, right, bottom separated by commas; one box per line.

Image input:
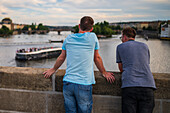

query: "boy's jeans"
left=63, top=81, right=93, bottom=113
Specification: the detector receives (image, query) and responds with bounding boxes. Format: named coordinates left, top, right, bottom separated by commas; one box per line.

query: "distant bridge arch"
left=49, top=28, right=75, bottom=35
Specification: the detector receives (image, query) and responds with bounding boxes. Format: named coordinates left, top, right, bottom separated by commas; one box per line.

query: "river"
left=0, top=31, right=169, bottom=73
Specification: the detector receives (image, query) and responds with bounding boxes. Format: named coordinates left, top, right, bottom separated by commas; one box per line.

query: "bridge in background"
left=48, top=26, right=75, bottom=35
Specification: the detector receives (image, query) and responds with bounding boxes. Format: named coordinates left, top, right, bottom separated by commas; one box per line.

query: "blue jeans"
left=63, top=81, right=93, bottom=113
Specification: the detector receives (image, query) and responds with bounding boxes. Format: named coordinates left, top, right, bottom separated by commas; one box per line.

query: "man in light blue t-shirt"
left=44, top=16, right=115, bottom=113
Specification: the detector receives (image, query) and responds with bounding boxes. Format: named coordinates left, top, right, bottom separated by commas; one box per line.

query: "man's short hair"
left=80, top=16, right=94, bottom=31
left=122, top=27, right=136, bottom=38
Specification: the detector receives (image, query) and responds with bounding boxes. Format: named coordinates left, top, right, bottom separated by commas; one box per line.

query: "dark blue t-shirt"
left=116, top=40, right=156, bottom=89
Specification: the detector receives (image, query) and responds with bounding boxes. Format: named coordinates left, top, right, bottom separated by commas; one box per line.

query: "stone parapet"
left=0, top=66, right=170, bottom=99
left=0, top=88, right=169, bottom=113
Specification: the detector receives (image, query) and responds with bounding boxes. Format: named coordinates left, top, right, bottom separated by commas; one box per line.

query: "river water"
left=0, top=31, right=169, bottom=73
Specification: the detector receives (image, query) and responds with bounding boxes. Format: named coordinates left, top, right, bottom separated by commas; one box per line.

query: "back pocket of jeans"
left=78, top=85, right=91, bottom=91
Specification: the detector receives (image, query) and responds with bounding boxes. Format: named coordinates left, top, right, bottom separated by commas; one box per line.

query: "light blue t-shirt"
left=62, top=32, right=99, bottom=85
left=116, top=40, right=156, bottom=89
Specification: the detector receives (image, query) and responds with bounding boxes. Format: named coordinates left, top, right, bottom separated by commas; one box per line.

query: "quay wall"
left=0, top=66, right=170, bottom=113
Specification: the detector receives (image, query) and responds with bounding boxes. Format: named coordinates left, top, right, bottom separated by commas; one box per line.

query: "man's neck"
left=79, top=31, right=90, bottom=33
left=128, top=38, right=135, bottom=41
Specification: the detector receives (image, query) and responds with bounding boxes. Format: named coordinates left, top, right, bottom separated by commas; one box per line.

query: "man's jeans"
left=63, top=81, right=93, bottom=113
left=122, top=87, right=155, bottom=113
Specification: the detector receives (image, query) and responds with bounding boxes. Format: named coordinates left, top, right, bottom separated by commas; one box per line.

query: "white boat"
left=160, top=23, right=170, bottom=40
left=15, top=47, right=62, bottom=60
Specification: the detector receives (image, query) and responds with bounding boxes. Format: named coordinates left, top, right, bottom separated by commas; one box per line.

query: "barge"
left=15, top=47, right=62, bottom=60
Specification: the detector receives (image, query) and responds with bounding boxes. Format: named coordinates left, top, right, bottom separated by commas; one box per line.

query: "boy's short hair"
left=122, top=27, right=136, bottom=38
left=80, top=16, right=94, bottom=31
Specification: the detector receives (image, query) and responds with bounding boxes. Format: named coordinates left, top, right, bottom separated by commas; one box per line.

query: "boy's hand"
left=43, top=68, right=56, bottom=78
left=102, top=72, right=115, bottom=83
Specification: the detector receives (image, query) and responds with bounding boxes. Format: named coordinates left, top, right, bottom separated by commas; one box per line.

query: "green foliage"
left=93, top=25, right=101, bottom=34
left=93, top=21, right=115, bottom=36
left=22, top=23, right=48, bottom=31
left=72, top=25, right=79, bottom=33
left=30, top=23, right=36, bottom=30
left=37, top=23, right=48, bottom=30
left=72, top=21, right=116, bottom=36
left=22, top=25, right=29, bottom=30
left=0, top=25, right=13, bottom=36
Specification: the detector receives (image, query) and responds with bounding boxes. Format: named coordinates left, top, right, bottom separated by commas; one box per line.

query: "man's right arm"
left=116, top=46, right=123, bottom=73
left=43, top=50, right=66, bottom=78
left=94, top=50, right=115, bottom=83
left=118, top=63, right=123, bottom=73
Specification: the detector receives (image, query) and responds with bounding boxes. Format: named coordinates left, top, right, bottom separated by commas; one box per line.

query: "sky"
left=0, top=0, right=170, bottom=26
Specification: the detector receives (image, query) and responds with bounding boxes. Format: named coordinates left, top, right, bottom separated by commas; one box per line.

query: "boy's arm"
left=94, top=50, right=115, bottom=83
left=43, top=50, right=66, bottom=78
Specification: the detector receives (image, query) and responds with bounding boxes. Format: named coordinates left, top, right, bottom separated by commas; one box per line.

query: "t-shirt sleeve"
left=94, top=35, right=100, bottom=50
left=62, top=38, right=67, bottom=50
left=116, top=46, right=122, bottom=63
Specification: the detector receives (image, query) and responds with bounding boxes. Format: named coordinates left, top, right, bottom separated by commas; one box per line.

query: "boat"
left=15, top=47, right=62, bottom=60
left=160, top=23, right=170, bottom=40
left=49, top=40, right=64, bottom=43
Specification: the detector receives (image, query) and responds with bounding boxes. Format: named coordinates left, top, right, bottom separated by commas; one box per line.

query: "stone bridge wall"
left=0, top=66, right=169, bottom=113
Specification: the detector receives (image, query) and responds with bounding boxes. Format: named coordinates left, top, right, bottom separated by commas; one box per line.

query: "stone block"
left=0, top=67, right=52, bottom=91
left=92, top=95, right=121, bottom=113
left=0, top=89, right=46, bottom=113
left=153, top=100, right=161, bottom=113
left=47, top=92, right=65, bottom=113
left=162, top=100, right=170, bottom=113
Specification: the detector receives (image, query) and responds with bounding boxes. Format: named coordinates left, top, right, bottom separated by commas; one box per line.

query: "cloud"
left=0, top=0, right=170, bottom=26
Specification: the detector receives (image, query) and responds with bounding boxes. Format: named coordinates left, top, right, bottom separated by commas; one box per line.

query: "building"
left=0, top=18, right=26, bottom=31
left=110, top=20, right=169, bottom=31
left=13, top=24, right=25, bottom=30
left=160, top=23, right=170, bottom=40
left=0, top=18, right=13, bottom=30
left=136, top=22, right=149, bottom=30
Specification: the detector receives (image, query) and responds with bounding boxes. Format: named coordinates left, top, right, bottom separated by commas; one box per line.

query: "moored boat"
left=160, top=23, right=170, bottom=40
left=15, top=47, right=62, bottom=60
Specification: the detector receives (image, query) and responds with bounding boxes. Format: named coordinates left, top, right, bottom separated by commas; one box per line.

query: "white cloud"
left=0, top=0, right=170, bottom=26
left=142, top=0, right=170, bottom=3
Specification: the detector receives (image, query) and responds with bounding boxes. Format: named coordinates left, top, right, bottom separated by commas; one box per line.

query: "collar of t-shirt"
left=128, top=39, right=134, bottom=41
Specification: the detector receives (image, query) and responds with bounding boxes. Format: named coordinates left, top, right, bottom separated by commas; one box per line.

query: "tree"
left=115, top=25, right=121, bottom=30
left=72, top=25, right=79, bottom=33
left=22, top=25, right=29, bottom=30
left=72, top=20, right=117, bottom=37
left=37, top=23, right=48, bottom=30
left=0, top=25, right=13, bottom=36
left=93, top=25, right=101, bottom=35
left=30, top=23, right=36, bottom=30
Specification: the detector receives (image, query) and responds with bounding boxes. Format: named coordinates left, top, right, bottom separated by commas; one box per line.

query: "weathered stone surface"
left=0, top=66, right=170, bottom=99
left=93, top=71, right=121, bottom=96
left=153, top=100, right=161, bottom=113
left=0, top=88, right=46, bottom=113
left=154, top=73, right=170, bottom=99
left=0, top=66, right=52, bottom=91
left=162, top=100, right=170, bottom=113
left=0, top=88, right=170, bottom=113
left=92, top=95, right=121, bottom=113
left=47, top=92, right=65, bottom=113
